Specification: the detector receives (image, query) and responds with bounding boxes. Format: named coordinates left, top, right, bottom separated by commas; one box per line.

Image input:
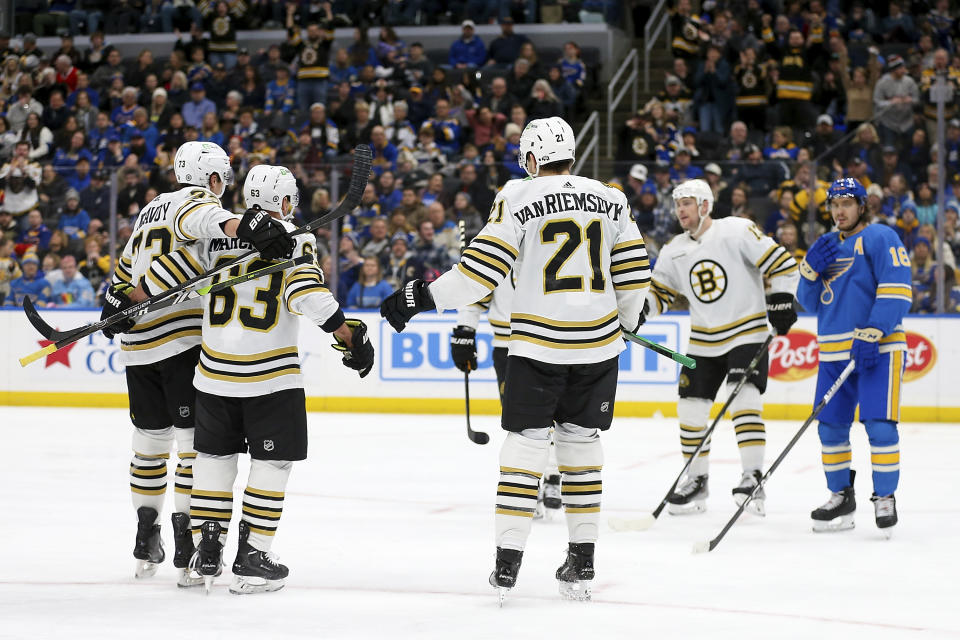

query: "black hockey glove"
left=766, top=292, right=797, bottom=336
left=332, top=319, right=375, bottom=378
left=101, top=283, right=137, bottom=339
left=451, top=325, right=477, bottom=373
left=237, top=206, right=295, bottom=260
left=380, top=279, right=436, bottom=333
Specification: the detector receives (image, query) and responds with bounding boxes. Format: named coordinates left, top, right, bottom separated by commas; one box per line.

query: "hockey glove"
left=800, top=235, right=840, bottom=281
left=766, top=292, right=798, bottom=336
left=237, top=206, right=295, bottom=260
left=101, top=283, right=137, bottom=339
left=332, top=319, right=375, bottom=378
left=851, top=327, right=882, bottom=370
left=379, top=279, right=436, bottom=333
left=451, top=325, right=477, bottom=373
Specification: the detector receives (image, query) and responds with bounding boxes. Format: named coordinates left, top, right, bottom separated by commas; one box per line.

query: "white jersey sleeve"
left=283, top=234, right=345, bottom=331
left=172, top=187, right=239, bottom=243
left=644, top=239, right=684, bottom=317
left=739, top=221, right=800, bottom=295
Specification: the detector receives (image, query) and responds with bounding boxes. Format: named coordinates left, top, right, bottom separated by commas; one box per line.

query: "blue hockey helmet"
left=827, top=177, right=867, bottom=206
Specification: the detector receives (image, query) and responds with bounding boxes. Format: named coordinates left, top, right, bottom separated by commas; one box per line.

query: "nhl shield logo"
left=600, top=401, right=610, bottom=413
left=179, top=406, right=190, bottom=418
left=263, top=440, right=275, bottom=452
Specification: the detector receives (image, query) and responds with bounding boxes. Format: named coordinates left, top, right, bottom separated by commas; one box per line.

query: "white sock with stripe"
left=190, top=453, right=238, bottom=545
left=495, top=430, right=551, bottom=551
left=554, top=424, right=603, bottom=544
left=243, top=459, right=292, bottom=552
left=173, top=428, right=196, bottom=515
left=130, top=427, right=174, bottom=523
left=729, top=384, right=765, bottom=472
left=678, top=398, right=712, bottom=477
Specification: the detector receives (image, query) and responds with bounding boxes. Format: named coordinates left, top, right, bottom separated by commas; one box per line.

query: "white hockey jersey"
left=455, top=272, right=515, bottom=349
left=114, top=186, right=238, bottom=366
left=430, top=175, right=650, bottom=365
left=644, top=217, right=800, bottom=357
left=146, top=221, right=343, bottom=397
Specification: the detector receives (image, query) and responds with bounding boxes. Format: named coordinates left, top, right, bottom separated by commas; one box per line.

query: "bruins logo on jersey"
left=632, top=136, right=649, bottom=156
left=301, top=47, right=318, bottom=65
left=212, top=17, right=230, bottom=36
left=741, top=70, right=757, bottom=89
left=682, top=22, right=698, bottom=41
left=688, top=259, right=727, bottom=303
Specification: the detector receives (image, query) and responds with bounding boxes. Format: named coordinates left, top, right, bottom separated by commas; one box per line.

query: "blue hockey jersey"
left=797, top=224, right=912, bottom=362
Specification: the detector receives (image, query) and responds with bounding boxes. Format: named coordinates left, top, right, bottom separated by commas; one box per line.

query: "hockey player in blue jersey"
left=797, top=178, right=912, bottom=538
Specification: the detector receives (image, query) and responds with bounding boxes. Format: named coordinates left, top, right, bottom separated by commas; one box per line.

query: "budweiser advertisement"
left=769, top=330, right=819, bottom=382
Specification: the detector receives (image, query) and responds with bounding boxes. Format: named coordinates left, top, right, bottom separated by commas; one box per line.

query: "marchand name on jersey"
left=513, top=192, right=623, bottom=224
left=209, top=237, right=255, bottom=252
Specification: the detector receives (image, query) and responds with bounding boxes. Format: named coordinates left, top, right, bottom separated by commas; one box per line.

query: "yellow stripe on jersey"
left=495, top=507, right=535, bottom=518
left=691, top=312, right=767, bottom=334
left=688, top=325, right=767, bottom=347
left=755, top=246, right=777, bottom=269
left=612, top=239, right=647, bottom=253
left=128, top=309, right=203, bottom=332
left=464, top=247, right=512, bottom=273
left=499, top=466, right=543, bottom=478
left=147, top=268, right=172, bottom=293
left=763, top=252, right=792, bottom=276
left=156, top=253, right=189, bottom=284
left=192, top=489, right=233, bottom=498
left=456, top=262, right=497, bottom=290
left=615, top=281, right=650, bottom=290
left=489, top=318, right=510, bottom=329
left=197, top=362, right=301, bottom=384
left=509, top=330, right=622, bottom=350
left=651, top=278, right=678, bottom=296
left=557, top=465, right=603, bottom=473
left=511, top=309, right=618, bottom=328
left=201, top=343, right=299, bottom=362
left=473, top=235, right=519, bottom=260
left=610, top=258, right=650, bottom=274
left=286, top=283, right=328, bottom=313
left=121, top=328, right=202, bottom=351
left=175, top=202, right=216, bottom=241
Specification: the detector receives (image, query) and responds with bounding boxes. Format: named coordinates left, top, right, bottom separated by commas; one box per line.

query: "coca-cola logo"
left=904, top=332, right=936, bottom=382
left=769, top=330, right=819, bottom=381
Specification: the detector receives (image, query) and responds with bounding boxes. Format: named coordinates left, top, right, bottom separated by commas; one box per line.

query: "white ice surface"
left=0, top=407, right=958, bottom=639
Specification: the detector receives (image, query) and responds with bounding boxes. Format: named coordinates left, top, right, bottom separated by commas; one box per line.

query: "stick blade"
left=22, top=297, right=58, bottom=340
left=691, top=540, right=714, bottom=554
left=470, top=431, right=490, bottom=445
left=608, top=514, right=657, bottom=532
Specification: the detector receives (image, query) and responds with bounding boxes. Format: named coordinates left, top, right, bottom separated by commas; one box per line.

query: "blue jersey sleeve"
left=865, top=226, right=912, bottom=334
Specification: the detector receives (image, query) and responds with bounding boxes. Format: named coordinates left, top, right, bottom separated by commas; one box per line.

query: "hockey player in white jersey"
left=144, top=164, right=373, bottom=594
left=638, top=179, right=799, bottom=516
left=382, top=117, right=650, bottom=602
left=101, top=141, right=295, bottom=582
left=451, top=276, right=562, bottom=519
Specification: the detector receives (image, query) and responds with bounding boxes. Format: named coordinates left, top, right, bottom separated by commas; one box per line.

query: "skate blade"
left=608, top=514, right=656, bottom=531
left=558, top=580, right=592, bottom=601
left=202, top=574, right=215, bottom=595
left=177, top=568, right=206, bottom=588
left=692, top=540, right=713, bottom=554
left=811, top=514, right=855, bottom=533
left=134, top=559, right=159, bottom=579
left=667, top=500, right=706, bottom=516
left=229, top=576, right=285, bottom=595
left=878, top=526, right=895, bottom=540
left=734, top=494, right=766, bottom=517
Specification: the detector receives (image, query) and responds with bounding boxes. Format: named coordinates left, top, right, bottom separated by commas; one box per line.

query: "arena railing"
left=643, top=0, right=672, bottom=94
left=574, top=111, right=600, bottom=179
left=606, top=48, right=638, bottom=159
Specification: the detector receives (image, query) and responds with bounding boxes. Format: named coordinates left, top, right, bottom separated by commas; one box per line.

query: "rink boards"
left=0, top=309, right=956, bottom=421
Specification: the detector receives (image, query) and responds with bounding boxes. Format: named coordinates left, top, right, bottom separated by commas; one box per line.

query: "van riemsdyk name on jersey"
left=512, top=190, right=624, bottom=224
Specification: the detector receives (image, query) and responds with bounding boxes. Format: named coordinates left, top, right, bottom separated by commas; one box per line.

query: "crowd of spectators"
left=616, top=0, right=960, bottom=313
left=0, top=7, right=598, bottom=310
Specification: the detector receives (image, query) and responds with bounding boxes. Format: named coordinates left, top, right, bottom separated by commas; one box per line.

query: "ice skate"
left=543, top=474, right=562, bottom=511
left=732, top=470, right=766, bottom=517
left=556, top=543, right=594, bottom=601
left=190, top=521, right=224, bottom=594
left=871, top=493, right=897, bottom=539
left=667, top=475, right=708, bottom=515
left=171, top=512, right=204, bottom=588
left=229, top=521, right=289, bottom=594
left=488, top=547, right=522, bottom=607
left=133, top=507, right=164, bottom=578
left=811, top=471, right=856, bottom=532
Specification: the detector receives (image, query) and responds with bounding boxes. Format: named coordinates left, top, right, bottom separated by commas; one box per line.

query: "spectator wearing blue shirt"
left=503, top=122, right=525, bottom=178
left=68, top=158, right=92, bottom=193
left=376, top=170, right=403, bottom=215
left=49, top=254, right=95, bottom=308
left=58, top=189, right=90, bottom=241
left=424, top=99, right=462, bottom=157
left=181, top=83, right=217, bottom=128
left=669, top=148, right=704, bottom=183
left=560, top=42, right=586, bottom=91
left=121, top=108, right=161, bottom=151
left=110, top=87, right=140, bottom=126
left=5, top=253, right=51, bottom=307
left=52, top=131, right=94, bottom=180
left=264, top=66, right=297, bottom=116
left=87, top=112, right=115, bottom=157
left=17, top=210, right=52, bottom=251
left=66, top=72, right=99, bottom=109
left=342, top=183, right=383, bottom=234
left=80, top=169, right=110, bottom=222
left=346, top=256, right=395, bottom=308
left=449, top=20, right=486, bottom=69
left=99, top=132, right=128, bottom=169
left=370, top=125, right=399, bottom=176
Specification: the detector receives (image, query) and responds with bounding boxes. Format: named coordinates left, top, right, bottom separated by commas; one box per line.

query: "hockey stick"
left=19, top=254, right=314, bottom=367
left=622, top=329, right=697, bottom=370
left=692, top=358, right=856, bottom=553
left=20, top=144, right=373, bottom=345
left=609, top=335, right=773, bottom=532
left=458, top=218, right=490, bottom=445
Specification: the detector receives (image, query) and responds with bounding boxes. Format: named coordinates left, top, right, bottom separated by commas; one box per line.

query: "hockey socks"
left=190, top=453, right=238, bottom=545
left=173, top=428, right=196, bottom=515
left=677, top=398, right=712, bottom=477
left=241, top=460, right=292, bottom=553
left=495, top=432, right=550, bottom=551
left=130, top=427, right=174, bottom=517
left=554, top=430, right=603, bottom=544
left=730, top=384, right=765, bottom=472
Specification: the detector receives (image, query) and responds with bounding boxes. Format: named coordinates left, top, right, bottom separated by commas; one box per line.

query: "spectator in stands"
left=669, top=147, right=703, bottom=184
left=5, top=252, right=51, bottom=307
left=449, top=20, right=486, bottom=69
left=508, top=58, right=535, bottom=103
left=765, top=188, right=795, bottom=237
left=263, top=65, right=296, bottom=116
left=693, top=44, right=733, bottom=135
left=0, top=236, right=21, bottom=304
left=360, top=216, right=391, bottom=261
left=525, top=79, right=563, bottom=120
left=383, top=231, right=416, bottom=288
left=38, top=164, right=69, bottom=218
left=775, top=29, right=816, bottom=134
left=451, top=191, right=483, bottom=241
left=896, top=201, right=920, bottom=251
left=341, top=100, right=375, bottom=152
left=616, top=111, right=657, bottom=167
left=776, top=219, right=806, bottom=260
left=452, top=162, right=494, bottom=215
left=849, top=123, right=883, bottom=173
left=116, top=166, right=147, bottom=217
left=486, top=17, right=528, bottom=69
left=482, top=76, right=516, bottom=120
left=424, top=99, right=462, bottom=157
left=80, top=168, right=109, bottom=221
left=346, top=255, right=394, bottom=308
left=50, top=253, right=94, bottom=307
left=0, top=210, right=17, bottom=243
left=343, top=184, right=382, bottom=235
left=370, top=125, right=399, bottom=175
left=20, top=113, right=53, bottom=162
left=873, top=55, right=918, bottom=149
left=17, top=209, right=52, bottom=251
left=376, top=170, right=403, bottom=214
left=336, top=232, right=363, bottom=301
left=764, top=126, right=799, bottom=160
left=411, top=218, right=452, bottom=280
left=58, top=188, right=89, bottom=242
left=180, top=82, right=215, bottom=129
left=290, top=19, right=335, bottom=113
left=7, top=87, right=44, bottom=135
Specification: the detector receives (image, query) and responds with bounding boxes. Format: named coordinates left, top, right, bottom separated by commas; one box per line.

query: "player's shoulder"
left=174, top=186, right=220, bottom=206
left=713, top=215, right=761, bottom=239
left=497, top=177, right=531, bottom=200
left=658, top=232, right=690, bottom=257
left=863, top=222, right=900, bottom=244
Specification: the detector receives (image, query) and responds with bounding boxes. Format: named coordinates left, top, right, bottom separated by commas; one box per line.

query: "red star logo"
left=38, top=340, right=77, bottom=368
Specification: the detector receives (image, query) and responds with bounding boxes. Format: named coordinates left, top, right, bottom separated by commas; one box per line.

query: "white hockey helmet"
left=672, top=178, right=714, bottom=216
left=244, top=164, right=300, bottom=220
left=518, top=116, right=576, bottom=177
left=174, top=141, right=234, bottom=194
